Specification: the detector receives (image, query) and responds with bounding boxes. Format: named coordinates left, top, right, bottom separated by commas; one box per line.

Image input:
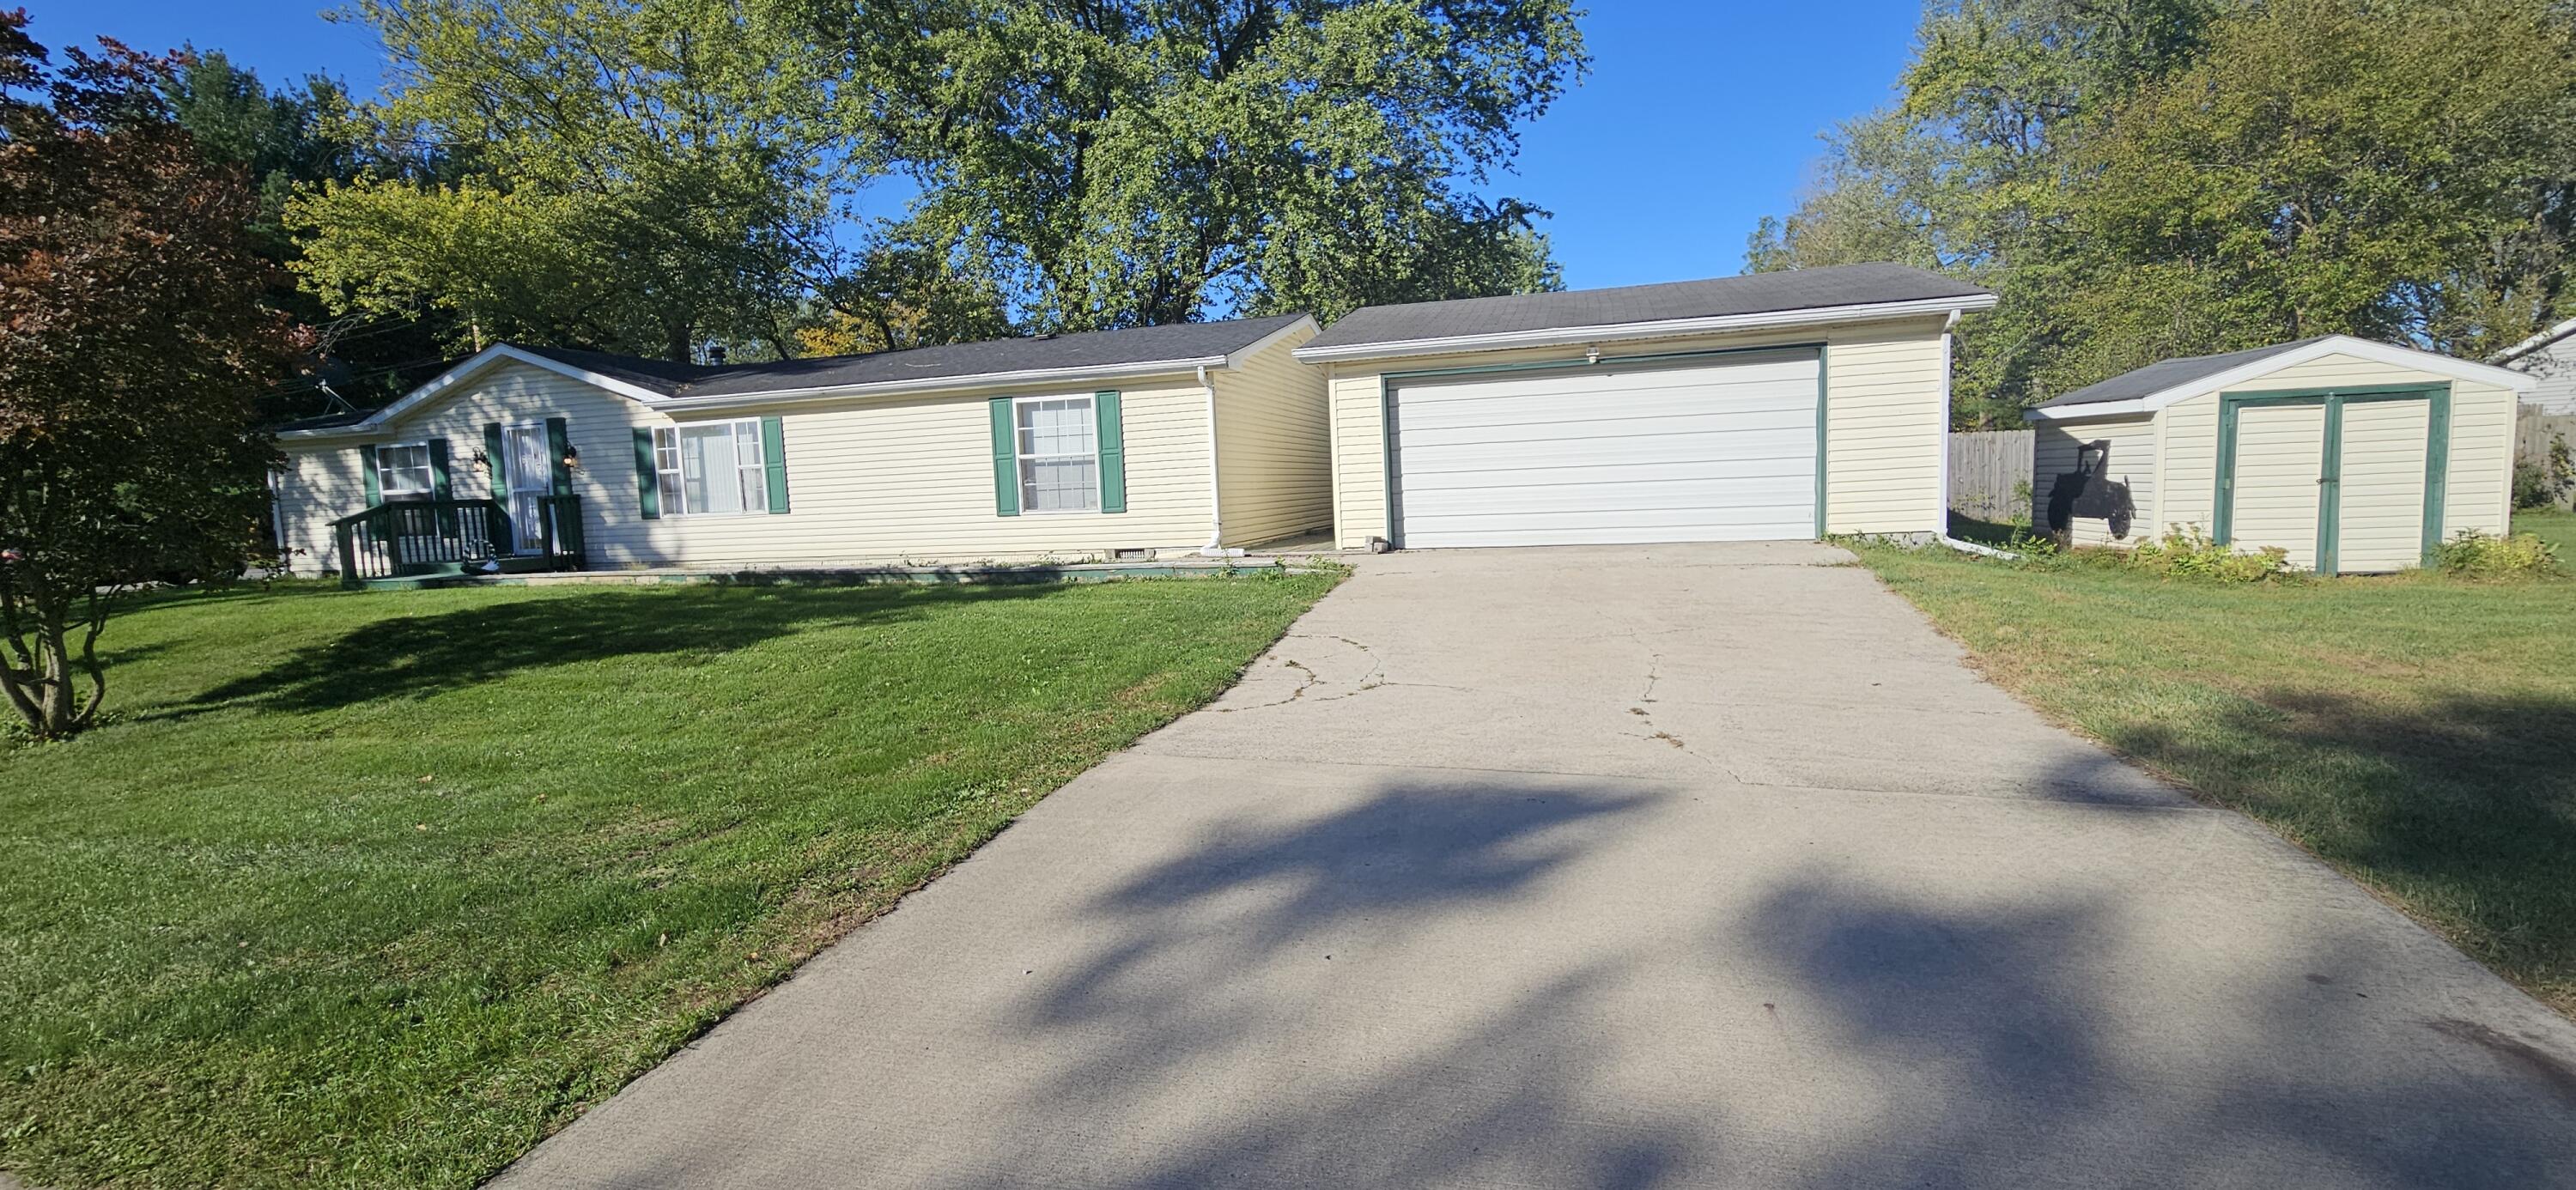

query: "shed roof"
left=2026, top=334, right=2537, bottom=421
left=2034, top=338, right=2333, bottom=410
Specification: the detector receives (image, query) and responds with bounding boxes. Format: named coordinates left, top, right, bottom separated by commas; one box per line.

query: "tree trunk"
left=0, top=588, right=104, bottom=740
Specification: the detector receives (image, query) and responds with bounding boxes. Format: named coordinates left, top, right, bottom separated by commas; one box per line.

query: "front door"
left=506, top=426, right=553, bottom=554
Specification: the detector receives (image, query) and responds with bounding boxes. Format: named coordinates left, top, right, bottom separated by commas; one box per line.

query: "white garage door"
left=1388, top=350, right=1822, bottom=548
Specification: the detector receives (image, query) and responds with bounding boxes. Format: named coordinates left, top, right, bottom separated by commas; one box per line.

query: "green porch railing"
left=327, top=495, right=584, bottom=589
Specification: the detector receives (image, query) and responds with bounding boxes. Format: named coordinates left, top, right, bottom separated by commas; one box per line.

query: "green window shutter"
left=1095, top=391, right=1126, bottom=514
left=989, top=398, right=1020, bottom=517
left=760, top=416, right=789, bottom=514
left=632, top=428, right=660, bottom=520
left=428, top=439, right=453, bottom=501
left=545, top=417, right=573, bottom=495
left=483, top=423, right=507, bottom=495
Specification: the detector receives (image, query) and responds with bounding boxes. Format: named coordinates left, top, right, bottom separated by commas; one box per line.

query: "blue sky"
left=30, top=2, right=1925, bottom=288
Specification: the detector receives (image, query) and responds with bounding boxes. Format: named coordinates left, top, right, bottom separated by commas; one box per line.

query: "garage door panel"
left=1394, top=357, right=1817, bottom=404
left=1405, top=504, right=1815, bottom=536
left=1390, top=355, right=1820, bottom=549
left=1398, top=427, right=1818, bottom=473
left=1394, top=385, right=1818, bottom=434
left=1405, top=476, right=1826, bottom=516
left=1400, top=458, right=1817, bottom=494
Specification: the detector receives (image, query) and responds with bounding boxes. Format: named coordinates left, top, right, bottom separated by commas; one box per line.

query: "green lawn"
left=0, top=574, right=1335, bottom=1188
left=1858, top=523, right=2576, bottom=1017
left=2516, top=506, right=2576, bottom=555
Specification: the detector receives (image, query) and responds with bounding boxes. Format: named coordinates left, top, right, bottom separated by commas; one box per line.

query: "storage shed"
left=2026, top=336, right=2537, bottom=573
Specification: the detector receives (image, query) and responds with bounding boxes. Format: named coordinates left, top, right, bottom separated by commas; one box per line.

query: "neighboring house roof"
left=1293, top=263, right=1997, bottom=363
left=2026, top=334, right=2538, bottom=421
left=278, top=314, right=1315, bottom=440
left=2491, top=315, right=2576, bottom=367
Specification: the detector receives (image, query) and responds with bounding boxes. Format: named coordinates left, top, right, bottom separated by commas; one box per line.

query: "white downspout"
left=1934, top=308, right=2021, bottom=561
left=1195, top=364, right=1242, bottom=557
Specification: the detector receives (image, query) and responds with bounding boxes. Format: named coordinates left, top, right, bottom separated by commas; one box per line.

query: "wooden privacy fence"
left=1948, top=429, right=2035, bottom=524
left=2518, top=409, right=2576, bottom=469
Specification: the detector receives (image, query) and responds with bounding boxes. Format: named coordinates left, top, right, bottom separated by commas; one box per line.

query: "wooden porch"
left=328, top=496, right=585, bottom=590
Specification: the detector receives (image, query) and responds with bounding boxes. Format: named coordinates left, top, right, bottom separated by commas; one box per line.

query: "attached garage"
left=1297, top=264, right=1998, bottom=550
left=2027, top=335, right=2537, bottom=574
left=1387, top=349, right=1821, bottom=547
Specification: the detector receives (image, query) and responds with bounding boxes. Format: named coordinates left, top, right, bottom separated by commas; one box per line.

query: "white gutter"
left=1930, top=308, right=2023, bottom=562
left=1194, top=364, right=1240, bottom=557
left=1292, top=294, right=2001, bottom=365
left=631, top=357, right=1231, bottom=416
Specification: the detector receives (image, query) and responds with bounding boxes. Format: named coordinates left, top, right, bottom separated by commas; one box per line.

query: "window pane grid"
left=656, top=422, right=765, bottom=517
left=1014, top=398, right=1099, bottom=513
left=378, top=443, right=434, bottom=500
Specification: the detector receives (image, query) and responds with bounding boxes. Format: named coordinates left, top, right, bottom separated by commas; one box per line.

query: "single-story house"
left=271, top=315, right=1327, bottom=581
left=2491, top=315, right=2576, bottom=415
left=1291, top=264, right=1998, bottom=549
left=2026, top=335, right=2537, bottom=574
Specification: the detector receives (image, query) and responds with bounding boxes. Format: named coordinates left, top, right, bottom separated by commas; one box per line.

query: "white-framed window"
left=1015, top=396, right=1100, bottom=513
left=376, top=441, right=434, bottom=501
left=651, top=420, right=768, bottom=516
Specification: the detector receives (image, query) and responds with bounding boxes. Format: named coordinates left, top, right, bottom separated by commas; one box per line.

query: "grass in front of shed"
left=1857, top=526, right=2576, bottom=1017
left=2513, top=506, right=2576, bottom=556
left=0, top=573, right=1335, bottom=1189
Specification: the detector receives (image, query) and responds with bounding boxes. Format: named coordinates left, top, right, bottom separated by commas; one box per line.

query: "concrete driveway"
left=498, top=543, right=2576, bottom=1189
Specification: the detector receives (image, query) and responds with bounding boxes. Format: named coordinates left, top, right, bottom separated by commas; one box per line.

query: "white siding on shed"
left=2152, top=349, right=2518, bottom=554
left=2032, top=415, right=2155, bottom=547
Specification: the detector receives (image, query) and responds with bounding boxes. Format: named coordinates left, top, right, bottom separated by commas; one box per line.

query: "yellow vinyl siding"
left=2336, top=399, right=2429, bottom=574
left=2154, top=395, right=2221, bottom=535
left=2229, top=404, right=2328, bottom=569
left=276, top=361, right=1218, bottom=575
left=2032, top=415, right=2155, bottom=547
left=1324, top=318, right=1950, bottom=548
left=1210, top=322, right=1332, bottom=548
left=274, top=447, right=372, bottom=574
left=2151, top=351, right=2516, bottom=569
left=2443, top=376, right=2517, bottom=538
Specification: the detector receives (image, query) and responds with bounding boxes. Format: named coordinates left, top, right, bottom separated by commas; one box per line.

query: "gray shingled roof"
left=1299, top=263, right=1990, bottom=353
left=518, top=313, right=1309, bottom=401
left=2035, top=337, right=2333, bottom=410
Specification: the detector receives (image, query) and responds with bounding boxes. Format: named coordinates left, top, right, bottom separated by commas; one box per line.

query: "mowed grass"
left=1857, top=515, right=2576, bottom=1015
left=0, top=574, right=1336, bottom=1188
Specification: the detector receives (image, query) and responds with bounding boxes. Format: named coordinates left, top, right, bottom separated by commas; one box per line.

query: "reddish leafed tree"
left=0, top=9, right=309, bottom=739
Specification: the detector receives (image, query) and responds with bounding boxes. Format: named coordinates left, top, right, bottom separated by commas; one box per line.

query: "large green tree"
left=1750, top=0, right=2576, bottom=424
left=292, top=0, right=859, bottom=362
left=159, top=51, right=465, bottom=413
left=811, top=0, right=1584, bottom=329
left=0, top=16, right=309, bottom=738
